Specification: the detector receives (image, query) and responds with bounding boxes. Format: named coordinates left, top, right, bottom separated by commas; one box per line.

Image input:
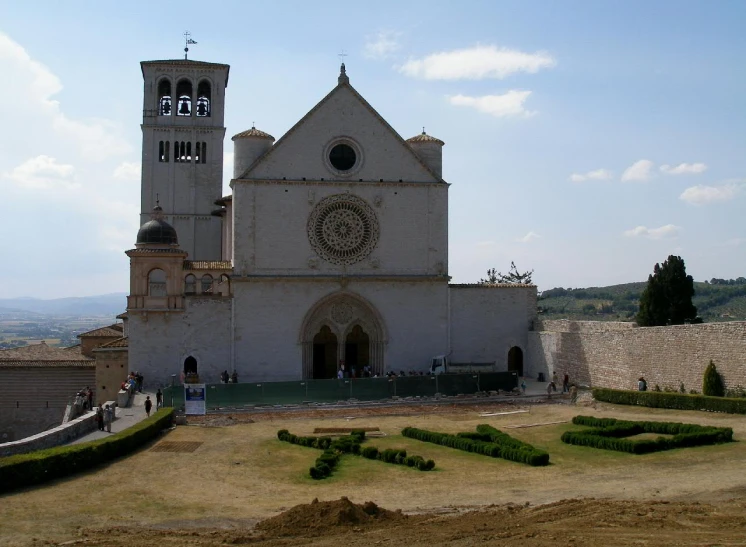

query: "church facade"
left=125, top=58, right=537, bottom=387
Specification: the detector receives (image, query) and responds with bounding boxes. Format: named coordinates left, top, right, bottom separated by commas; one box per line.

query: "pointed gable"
left=241, top=82, right=442, bottom=183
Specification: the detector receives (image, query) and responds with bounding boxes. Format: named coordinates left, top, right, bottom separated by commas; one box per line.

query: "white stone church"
left=125, top=58, right=537, bottom=387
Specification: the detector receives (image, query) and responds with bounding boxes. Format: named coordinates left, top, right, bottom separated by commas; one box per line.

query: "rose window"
left=308, top=195, right=379, bottom=265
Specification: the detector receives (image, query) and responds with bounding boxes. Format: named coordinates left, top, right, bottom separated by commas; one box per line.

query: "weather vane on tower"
left=184, top=31, right=198, bottom=60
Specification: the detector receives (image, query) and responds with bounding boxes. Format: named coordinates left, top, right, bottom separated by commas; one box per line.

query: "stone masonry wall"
left=528, top=321, right=746, bottom=392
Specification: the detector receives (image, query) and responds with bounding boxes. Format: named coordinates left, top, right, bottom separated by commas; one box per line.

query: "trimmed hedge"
left=277, top=429, right=434, bottom=479
left=0, top=408, right=175, bottom=493
left=402, top=424, right=549, bottom=466
left=592, top=388, right=746, bottom=414
left=561, top=415, right=733, bottom=454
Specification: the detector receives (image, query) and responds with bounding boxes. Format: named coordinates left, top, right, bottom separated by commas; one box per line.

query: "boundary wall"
left=527, top=320, right=746, bottom=392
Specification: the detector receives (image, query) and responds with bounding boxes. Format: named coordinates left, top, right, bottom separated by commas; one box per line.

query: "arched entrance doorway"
left=312, top=325, right=338, bottom=379
left=300, top=292, right=386, bottom=379
left=345, top=324, right=370, bottom=377
left=184, top=356, right=198, bottom=375
left=507, top=347, right=523, bottom=376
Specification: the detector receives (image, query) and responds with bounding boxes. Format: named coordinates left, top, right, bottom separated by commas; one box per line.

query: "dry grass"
left=2, top=403, right=746, bottom=546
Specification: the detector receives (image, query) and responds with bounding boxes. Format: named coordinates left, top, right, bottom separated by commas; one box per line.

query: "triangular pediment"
left=240, top=83, right=441, bottom=183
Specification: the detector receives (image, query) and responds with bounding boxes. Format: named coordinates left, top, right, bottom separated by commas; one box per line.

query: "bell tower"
left=139, top=59, right=230, bottom=260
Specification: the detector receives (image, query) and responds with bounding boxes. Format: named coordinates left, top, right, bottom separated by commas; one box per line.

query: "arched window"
left=186, top=142, right=192, bottom=161
left=195, top=142, right=201, bottom=163
left=157, top=79, right=172, bottom=116
left=148, top=269, right=167, bottom=296
left=184, top=274, right=196, bottom=295
left=159, top=141, right=164, bottom=162
left=175, top=79, right=193, bottom=116
left=184, top=356, right=198, bottom=375
left=218, top=274, right=231, bottom=295
left=201, top=274, right=213, bottom=294
left=201, top=141, right=207, bottom=163
left=196, top=80, right=211, bottom=117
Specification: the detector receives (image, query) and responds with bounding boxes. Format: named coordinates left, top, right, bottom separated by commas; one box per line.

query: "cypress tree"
left=702, top=360, right=725, bottom=397
left=636, top=255, right=698, bottom=326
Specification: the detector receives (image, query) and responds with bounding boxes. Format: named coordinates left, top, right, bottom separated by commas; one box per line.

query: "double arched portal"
left=300, top=293, right=386, bottom=379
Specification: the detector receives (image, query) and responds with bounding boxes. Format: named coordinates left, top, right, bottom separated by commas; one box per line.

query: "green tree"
left=702, top=360, right=725, bottom=397
left=479, top=262, right=533, bottom=284
left=636, top=255, right=698, bottom=326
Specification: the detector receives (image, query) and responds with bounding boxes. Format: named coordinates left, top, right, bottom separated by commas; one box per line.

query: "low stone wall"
left=0, top=411, right=97, bottom=457
left=528, top=321, right=746, bottom=392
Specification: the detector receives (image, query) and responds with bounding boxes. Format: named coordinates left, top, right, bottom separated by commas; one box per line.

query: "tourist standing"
left=144, top=396, right=153, bottom=417
left=156, top=389, right=163, bottom=409
left=562, top=373, right=570, bottom=394
left=638, top=377, right=647, bottom=391
left=86, top=387, right=94, bottom=409
left=231, top=371, right=238, bottom=384
left=96, top=404, right=104, bottom=431
left=104, top=404, right=113, bottom=433
left=520, top=379, right=527, bottom=394
left=546, top=382, right=553, bottom=399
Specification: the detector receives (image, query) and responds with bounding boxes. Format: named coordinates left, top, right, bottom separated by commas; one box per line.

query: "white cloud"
left=449, top=91, right=536, bottom=118
left=0, top=31, right=131, bottom=160
left=363, top=31, right=401, bottom=60
left=399, top=45, right=555, bottom=80
left=113, top=162, right=141, bottom=180
left=569, top=169, right=613, bottom=182
left=517, top=231, right=541, bottom=243
left=623, top=224, right=682, bottom=240
left=679, top=184, right=740, bottom=205
left=621, top=159, right=655, bottom=182
left=3, top=155, right=79, bottom=190
left=660, top=162, right=707, bottom=175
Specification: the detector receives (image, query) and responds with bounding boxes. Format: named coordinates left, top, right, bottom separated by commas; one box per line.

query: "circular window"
left=329, top=143, right=357, bottom=171
left=307, top=195, right=379, bottom=265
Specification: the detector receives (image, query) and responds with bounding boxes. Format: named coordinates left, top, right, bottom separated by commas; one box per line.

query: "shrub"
left=402, top=425, right=549, bottom=466
left=277, top=429, right=434, bottom=478
left=592, top=387, right=746, bottom=415
left=703, top=360, right=725, bottom=397
left=562, top=415, right=733, bottom=454
left=0, top=408, right=174, bottom=494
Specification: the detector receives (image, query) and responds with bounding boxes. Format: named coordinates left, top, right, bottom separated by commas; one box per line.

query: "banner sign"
left=184, top=384, right=207, bottom=415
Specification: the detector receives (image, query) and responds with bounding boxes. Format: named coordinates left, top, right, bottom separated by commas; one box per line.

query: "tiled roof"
left=0, top=343, right=94, bottom=362
left=449, top=283, right=536, bottom=289
left=125, top=247, right=187, bottom=255
left=96, top=337, right=129, bottom=349
left=140, top=60, right=230, bottom=85
left=116, top=312, right=128, bottom=320
left=407, top=132, right=445, bottom=145
left=77, top=324, right=123, bottom=338
left=0, top=360, right=95, bottom=368
left=184, top=261, right=232, bottom=271
left=232, top=127, right=275, bottom=141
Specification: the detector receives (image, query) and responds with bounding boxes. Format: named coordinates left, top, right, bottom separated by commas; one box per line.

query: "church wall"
left=231, top=181, right=448, bottom=277
left=247, top=86, right=439, bottom=183
left=449, top=286, right=537, bottom=370
left=127, top=298, right=232, bottom=388
left=232, top=280, right=449, bottom=380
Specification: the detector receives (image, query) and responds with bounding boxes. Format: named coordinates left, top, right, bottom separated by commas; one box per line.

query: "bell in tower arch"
left=178, top=98, right=191, bottom=115
left=161, top=97, right=171, bottom=115
left=196, top=99, right=207, bottom=117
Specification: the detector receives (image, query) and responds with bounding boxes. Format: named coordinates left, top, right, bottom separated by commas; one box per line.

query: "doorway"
left=312, top=326, right=338, bottom=379
left=507, top=346, right=523, bottom=376
left=345, top=325, right=370, bottom=377
left=184, top=356, right=198, bottom=375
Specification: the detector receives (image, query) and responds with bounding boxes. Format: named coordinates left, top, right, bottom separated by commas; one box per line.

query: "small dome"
left=232, top=127, right=275, bottom=141
left=136, top=206, right=178, bottom=245
left=407, top=130, right=444, bottom=146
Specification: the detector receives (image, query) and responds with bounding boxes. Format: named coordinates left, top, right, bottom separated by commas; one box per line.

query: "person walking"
left=86, top=387, right=94, bottom=410
left=144, top=396, right=153, bottom=417
left=231, top=371, right=238, bottom=384
left=562, top=373, right=570, bottom=394
left=520, top=378, right=527, bottom=394
left=96, top=403, right=104, bottom=431
left=156, top=389, right=163, bottom=410
left=104, top=404, right=113, bottom=433
left=638, top=377, right=647, bottom=391
left=546, top=382, right=553, bottom=399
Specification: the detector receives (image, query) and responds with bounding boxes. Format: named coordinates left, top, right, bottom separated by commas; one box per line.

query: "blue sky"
left=0, top=0, right=744, bottom=298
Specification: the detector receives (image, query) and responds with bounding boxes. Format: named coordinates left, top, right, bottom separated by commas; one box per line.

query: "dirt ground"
left=2, top=398, right=746, bottom=546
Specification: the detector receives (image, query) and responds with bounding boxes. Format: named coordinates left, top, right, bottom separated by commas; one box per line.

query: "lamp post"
left=171, top=374, right=176, bottom=407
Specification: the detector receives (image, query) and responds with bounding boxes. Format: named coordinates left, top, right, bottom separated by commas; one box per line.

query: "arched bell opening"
left=157, top=78, right=172, bottom=116
left=200, top=274, right=213, bottom=294
left=184, top=274, right=196, bottom=295
left=508, top=346, right=524, bottom=376
left=196, top=80, right=211, bottom=117
left=312, top=325, right=338, bottom=379
left=175, top=79, right=193, bottom=116
left=344, top=324, right=370, bottom=378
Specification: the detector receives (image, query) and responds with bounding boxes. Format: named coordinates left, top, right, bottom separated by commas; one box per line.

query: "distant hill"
left=0, top=293, right=127, bottom=316
left=538, top=281, right=746, bottom=323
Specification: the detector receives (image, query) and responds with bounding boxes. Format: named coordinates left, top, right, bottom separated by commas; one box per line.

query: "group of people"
left=76, top=386, right=94, bottom=410
left=120, top=371, right=144, bottom=393
left=95, top=403, right=114, bottom=432
left=220, top=370, right=239, bottom=383
left=545, top=372, right=576, bottom=401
